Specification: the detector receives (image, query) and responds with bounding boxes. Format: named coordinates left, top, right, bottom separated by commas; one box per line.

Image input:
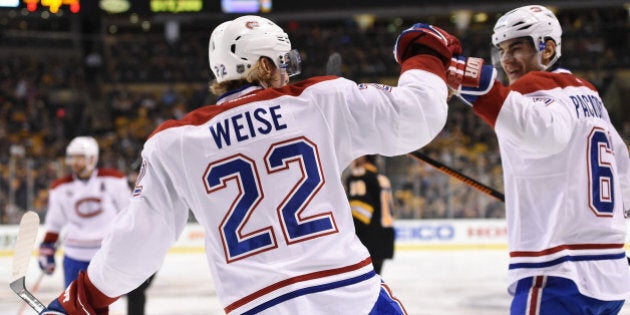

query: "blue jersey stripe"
left=241, top=270, right=376, bottom=315
left=509, top=252, right=626, bottom=270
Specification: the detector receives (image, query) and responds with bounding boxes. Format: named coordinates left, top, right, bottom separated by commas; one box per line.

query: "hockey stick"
left=16, top=233, right=65, bottom=315
left=10, top=211, right=46, bottom=314
left=408, top=151, right=504, bottom=202
left=16, top=272, right=45, bottom=315
left=325, top=52, right=505, bottom=202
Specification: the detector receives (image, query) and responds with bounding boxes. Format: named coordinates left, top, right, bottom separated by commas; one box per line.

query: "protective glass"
left=279, top=49, right=301, bottom=77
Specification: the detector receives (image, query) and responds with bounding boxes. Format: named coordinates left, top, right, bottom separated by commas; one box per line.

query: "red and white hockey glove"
left=39, top=271, right=118, bottom=315
left=38, top=242, right=56, bottom=275
left=38, top=232, right=59, bottom=275
left=447, top=56, right=497, bottom=106
left=393, top=23, right=462, bottom=67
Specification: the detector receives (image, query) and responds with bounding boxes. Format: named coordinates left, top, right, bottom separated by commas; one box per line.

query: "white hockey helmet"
left=492, top=5, right=562, bottom=68
left=66, top=136, right=99, bottom=171
left=208, top=15, right=301, bottom=83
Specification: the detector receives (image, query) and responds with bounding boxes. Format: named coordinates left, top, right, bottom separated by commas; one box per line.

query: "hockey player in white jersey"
left=447, top=5, right=630, bottom=315
left=38, top=136, right=131, bottom=288
left=40, top=15, right=460, bottom=314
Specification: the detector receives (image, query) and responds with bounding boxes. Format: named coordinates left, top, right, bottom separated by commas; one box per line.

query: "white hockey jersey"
left=473, top=68, right=630, bottom=300
left=44, top=168, right=131, bottom=261
left=88, top=55, right=448, bottom=314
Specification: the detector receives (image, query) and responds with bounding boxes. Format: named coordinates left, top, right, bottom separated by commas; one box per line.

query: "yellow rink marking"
left=4, top=243, right=630, bottom=257
left=0, top=244, right=508, bottom=257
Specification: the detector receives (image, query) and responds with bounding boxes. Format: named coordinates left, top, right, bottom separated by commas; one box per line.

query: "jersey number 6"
left=203, top=137, right=338, bottom=263
left=588, top=127, right=615, bottom=216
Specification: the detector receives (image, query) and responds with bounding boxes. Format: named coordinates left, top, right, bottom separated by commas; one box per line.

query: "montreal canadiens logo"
left=245, top=21, right=259, bottom=29
left=75, top=197, right=103, bottom=218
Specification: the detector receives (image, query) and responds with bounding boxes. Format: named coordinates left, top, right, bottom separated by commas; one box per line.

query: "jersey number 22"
left=203, top=137, right=338, bottom=262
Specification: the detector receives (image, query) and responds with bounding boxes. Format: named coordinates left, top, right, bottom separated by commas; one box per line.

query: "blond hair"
left=209, top=57, right=275, bottom=96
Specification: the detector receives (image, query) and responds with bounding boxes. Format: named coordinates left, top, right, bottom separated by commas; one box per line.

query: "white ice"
left=2, top=249, right=630, bottom=314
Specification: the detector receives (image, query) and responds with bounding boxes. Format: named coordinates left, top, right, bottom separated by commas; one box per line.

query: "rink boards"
left=0, top=219, right=511, bottom=256
left=7, top=218, right=630, bottom=254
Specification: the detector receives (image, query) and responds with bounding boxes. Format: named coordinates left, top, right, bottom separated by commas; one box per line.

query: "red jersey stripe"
left=148, top=76, right=338, bottom=139
left=510, top=71, right=597, bottom=95
left=510, top=243, right=625, bottom=257
left=224, top=257, right=372, bottom=313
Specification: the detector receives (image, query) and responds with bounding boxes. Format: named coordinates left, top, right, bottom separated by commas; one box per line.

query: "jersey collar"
left=216, top=84, right=264, bottom=104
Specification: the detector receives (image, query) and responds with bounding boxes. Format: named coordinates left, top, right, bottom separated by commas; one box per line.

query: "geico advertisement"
left=394, top=220, right=508, bottom=244
left=13, top=218, right=630, bottom=252
left=173, top=219, right=510, bottom=247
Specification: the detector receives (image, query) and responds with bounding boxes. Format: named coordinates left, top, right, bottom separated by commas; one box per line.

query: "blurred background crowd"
left=0, top=1, right=629, bottom=223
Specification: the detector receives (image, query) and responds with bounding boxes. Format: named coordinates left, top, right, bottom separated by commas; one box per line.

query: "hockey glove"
left=38, top=242, right=56, bottom=275
left=40, top=299, right=68, bottom=315
left=393, top=23, right=462, bottom=67
left=447, top=56, right=497, bottom=106
left=40, top=271, right=116, bottom=315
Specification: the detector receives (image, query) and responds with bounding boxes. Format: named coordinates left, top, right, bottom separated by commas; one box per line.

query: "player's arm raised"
left=447, top=58, right=576, bottom=157
left=326, top=23, right=462, bottom=163
left=383, top=23, right=462, bottom=151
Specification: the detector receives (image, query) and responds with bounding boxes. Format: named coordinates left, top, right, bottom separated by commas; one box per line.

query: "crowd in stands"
left=0, top=7, right=628, bottom=223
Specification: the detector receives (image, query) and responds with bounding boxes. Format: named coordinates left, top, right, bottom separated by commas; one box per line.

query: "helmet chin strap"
left=536, top=40, right=559, bottom=71
left=279, top=68, right=289, bottom=86
left=543, top=54, right=560, bottom=71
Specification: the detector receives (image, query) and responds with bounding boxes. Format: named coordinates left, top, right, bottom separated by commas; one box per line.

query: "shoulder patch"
left=133, top=160, right=147, bottom=197
left=530, top=97, right=555, bottom=106
left=357, top=83, right=393, bottom=92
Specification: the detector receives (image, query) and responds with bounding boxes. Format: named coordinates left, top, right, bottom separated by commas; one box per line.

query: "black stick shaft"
left=408, top=151, right=505, bottom=202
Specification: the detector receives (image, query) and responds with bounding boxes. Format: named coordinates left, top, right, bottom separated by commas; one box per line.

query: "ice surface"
left=2, top=249, right=630, bottom=315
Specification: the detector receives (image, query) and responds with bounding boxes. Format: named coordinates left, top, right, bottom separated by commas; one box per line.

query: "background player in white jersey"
left=447, top=5, right=630, bottom=315
left=38, top=136, right=154, bottom=314
left=38, top=136, right=131, bottom=287
left=40, top=15, right=460, bottom=314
